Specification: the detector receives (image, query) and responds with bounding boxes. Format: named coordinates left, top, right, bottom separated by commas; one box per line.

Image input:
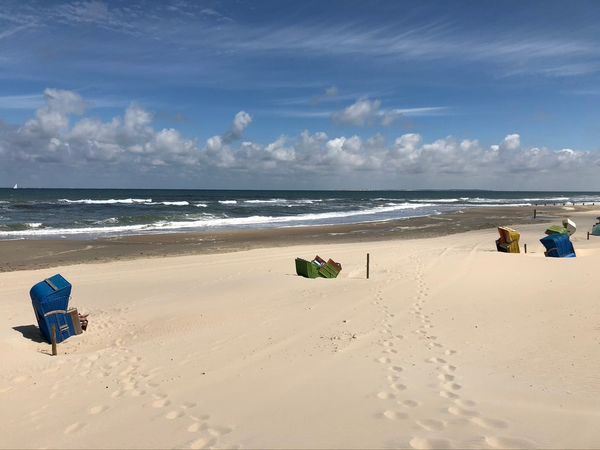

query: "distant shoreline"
left=0, top=204, right=589, bottom=273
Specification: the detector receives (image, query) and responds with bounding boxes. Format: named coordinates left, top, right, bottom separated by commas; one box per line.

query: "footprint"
left=152, top=398, right=171, bottom=408
left=382, top=410, right=408, bottom=420
left=426, top=357, right=446, bottom=364
left=388, top=365, right=403, bottom=373
left=437, top=373, right=454, bottom=382
left=89, top=405, right=109, bottom=415
left=400, top=399, right=419, bottom=408
left=454, top=399, right=476, bottom=408
left=181, top=401, right=197, bottom=409
left=391, top=383, right=407, bottom=391
left=165, top=410, right=184, bottom=420
left=470, top=417, right=508, bottom=429
left=207, top=426, right=232, bottom=437
left=485, top=436, right=536, bottom=448
left=409, top=436, right=453, bottom=449
left=376, top=357, right=392, bottom=364
left=439, top=390, right=460, bottom=400
left=416, top=419, right=447, bottom=431
left=188, top=422, right=204, bottom=432
left=442, top=382, right=462, bottom=391
left=111, top=390, right=123, bottom=398
left=189, top=436, right=217, bottom=449
left=448, top=406, right=478, bottom=417
left=376, top=391, right=396, bottom=400
left=64, top=422, right=86, bottom=434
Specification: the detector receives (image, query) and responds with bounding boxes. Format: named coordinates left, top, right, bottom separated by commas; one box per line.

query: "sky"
left=1, top=0, right=600, bottom=189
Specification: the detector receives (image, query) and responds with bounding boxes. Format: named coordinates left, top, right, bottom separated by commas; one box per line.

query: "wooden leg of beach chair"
left=51, top=325, right=57, bottom=356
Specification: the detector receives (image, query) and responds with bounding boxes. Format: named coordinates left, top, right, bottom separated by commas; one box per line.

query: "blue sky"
left=1, top=0, right=600, bottom=189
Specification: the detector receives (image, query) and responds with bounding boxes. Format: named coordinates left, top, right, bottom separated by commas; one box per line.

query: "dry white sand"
left=1, top=209, right=599, bottom=449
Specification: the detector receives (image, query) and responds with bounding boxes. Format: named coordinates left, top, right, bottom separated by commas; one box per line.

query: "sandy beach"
left=1, top=206, right=599, bottom=449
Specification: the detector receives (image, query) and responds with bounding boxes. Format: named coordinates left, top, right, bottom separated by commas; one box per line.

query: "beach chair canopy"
left=539, top=234, right=576, bottom=258
left=562, top=218, right=576, bottom=236
left=592, top=223, right=600, bottom=236
left=545, top=225, right=569, bottom=235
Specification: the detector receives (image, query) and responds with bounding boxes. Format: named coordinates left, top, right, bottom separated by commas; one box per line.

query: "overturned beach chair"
left=495, top=226, right=520, bottom=253
left=30, top=274, right=83, bottom=344
left=540, top=234, right=576, bottom=258
left=295, top=255, right=342, bottom=279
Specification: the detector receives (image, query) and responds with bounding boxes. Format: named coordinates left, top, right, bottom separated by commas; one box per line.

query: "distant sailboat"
left=13, top=183, right=17, bottom=189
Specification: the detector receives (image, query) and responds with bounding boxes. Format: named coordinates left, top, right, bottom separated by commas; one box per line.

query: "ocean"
left=1, top=189, right=599, bottom=240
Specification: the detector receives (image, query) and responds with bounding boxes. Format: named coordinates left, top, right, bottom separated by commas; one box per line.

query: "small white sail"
left=13, top=183, right=18, bottom=189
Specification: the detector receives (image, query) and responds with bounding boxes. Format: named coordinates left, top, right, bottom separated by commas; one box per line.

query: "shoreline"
left=0, top=204, right=589, bottom=272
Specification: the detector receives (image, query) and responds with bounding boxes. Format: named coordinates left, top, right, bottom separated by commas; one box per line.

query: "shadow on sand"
left=13, top=324, right=46, bottom=343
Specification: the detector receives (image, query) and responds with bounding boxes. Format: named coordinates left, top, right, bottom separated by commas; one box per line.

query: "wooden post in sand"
left=588, top=232, right=590, bottom=240
left=524, top=244, right=527, bottom=254
left=51, top=325, right=57, bottom=356
left=366, top=253, right=370, bottom=279
left=533, top=209, right=537, bottom=219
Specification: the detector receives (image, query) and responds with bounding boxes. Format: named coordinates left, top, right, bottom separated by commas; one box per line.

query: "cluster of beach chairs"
left=496, top=217, right=594, bottom=258
left=295, top=255, right=342, bottom=279
left=25, top=215, right=600, bottom=351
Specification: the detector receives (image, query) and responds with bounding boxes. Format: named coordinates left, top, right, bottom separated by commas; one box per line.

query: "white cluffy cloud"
left=332, top=98, right=447, bottom=127
left=0, top=89, right=598, bottom=189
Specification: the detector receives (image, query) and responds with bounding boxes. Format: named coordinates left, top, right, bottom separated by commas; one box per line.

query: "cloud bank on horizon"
left=1, top=89, right=598, bottom=190
left=1, top=0, right=600, bottom=189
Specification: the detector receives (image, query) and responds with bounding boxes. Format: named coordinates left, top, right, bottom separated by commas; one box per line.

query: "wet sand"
left=0, top=205, right=583, bottom=272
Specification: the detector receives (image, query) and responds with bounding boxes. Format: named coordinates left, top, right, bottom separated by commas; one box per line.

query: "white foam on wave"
left=59, top=198, right=152, bottom=205
left=243, top=199, right=285, bottom=204
left=94, top=217, right=119, bottom=224
left=158, top=201, right=190, bottom=206
left=0, top=202, right=435, bottom=237
left=413, top=198, right=460, bottom=203
left=219, top=200, right=238, bottom=205
left=195, top=203, right=208, bottom=207
left=243, top=198, right=324, bottom=206
left=464, top=202, right=532, bottom=207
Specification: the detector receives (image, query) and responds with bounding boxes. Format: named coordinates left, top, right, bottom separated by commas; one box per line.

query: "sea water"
left=0, top=189, right=598, bottom=240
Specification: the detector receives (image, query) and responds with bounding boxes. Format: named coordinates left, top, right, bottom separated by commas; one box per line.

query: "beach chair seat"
left=495, top=239, right=511, bottom=253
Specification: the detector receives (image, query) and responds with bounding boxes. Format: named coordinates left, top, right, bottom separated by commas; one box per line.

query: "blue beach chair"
left=539, top=234, right=576, bottom=258
left=30, top=274, right=79, bottom=344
